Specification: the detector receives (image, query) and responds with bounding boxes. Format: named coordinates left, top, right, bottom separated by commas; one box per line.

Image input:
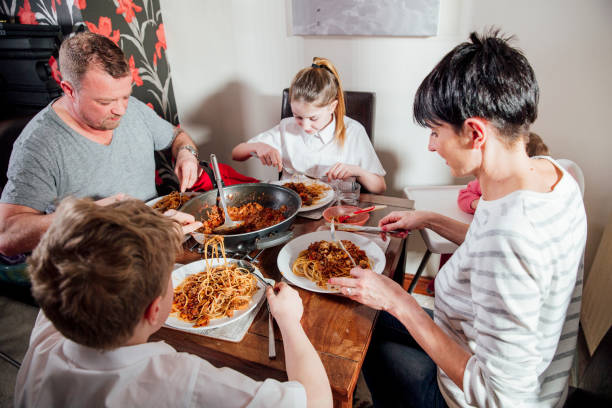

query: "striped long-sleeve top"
left=435, top=158, right=587, bottom=407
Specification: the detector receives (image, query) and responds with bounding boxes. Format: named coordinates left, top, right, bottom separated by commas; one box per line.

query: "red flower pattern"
left=146, top=103, right=155, bottom=110
left=17, top=0, right=38, bottom=25
left=86, top=17, right=120, bottom=45
left=51, top=0, right=61, bottom=12
left=49, top=56, right=62, bottom=84
left=153, top=23, right=167, bottom=66
left=129, top=55, right=143, bottom=87
left=75, top=0, right=87, bottom=10
left=116, top=0, right=142, bottom=24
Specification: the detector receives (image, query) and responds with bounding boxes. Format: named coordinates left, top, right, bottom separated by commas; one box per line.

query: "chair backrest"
left=281, top=88, right=376, bottom=140
left=0, top=115, right=34, bottom=193
left=557, top=159, right=585, bottom=197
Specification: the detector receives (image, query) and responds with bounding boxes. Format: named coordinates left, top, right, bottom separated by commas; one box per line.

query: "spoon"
left=210, top=154, right=244, bottom=233
left=337, top=205, right=387, bottom=223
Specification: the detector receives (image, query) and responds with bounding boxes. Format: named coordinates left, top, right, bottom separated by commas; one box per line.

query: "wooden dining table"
left=151, top=193, right=414, bottom=408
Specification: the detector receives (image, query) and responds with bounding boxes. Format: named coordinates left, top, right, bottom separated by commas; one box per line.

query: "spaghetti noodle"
left=282, top=182, right=329, bottom=206
left=171, top=236, right=258, bottom=327
left=292, top=240, right=371, bottom=289
left=197, top=202, right=287, bottom=234
left=152, top=191, right=191, bottom=212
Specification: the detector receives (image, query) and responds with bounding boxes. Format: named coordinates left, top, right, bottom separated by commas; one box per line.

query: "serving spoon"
left=210, top=154, right=244, bottom=233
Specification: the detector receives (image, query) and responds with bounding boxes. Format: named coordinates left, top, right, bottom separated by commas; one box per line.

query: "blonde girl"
left=232, top=57, right=386, bottom=193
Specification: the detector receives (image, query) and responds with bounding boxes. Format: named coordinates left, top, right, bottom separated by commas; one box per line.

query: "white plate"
left=277, top=231, right=386, bottom=294
left=145, top=192, right=199, bottom=210
left=166, top=258, right=266, bottom=331
left=269, top=179, right=335, bottom=212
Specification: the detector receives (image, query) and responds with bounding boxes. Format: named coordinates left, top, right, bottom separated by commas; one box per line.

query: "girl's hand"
left=329, top=267, right=406, bottom=311
left=254, top=143, right=283, bottom=171
left=326, top=162, right=361, bottom=180
left=379, top=210, right=428, bottom=238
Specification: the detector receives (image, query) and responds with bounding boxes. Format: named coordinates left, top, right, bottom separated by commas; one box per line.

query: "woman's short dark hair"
left=413, top=29, right=539, bottom=140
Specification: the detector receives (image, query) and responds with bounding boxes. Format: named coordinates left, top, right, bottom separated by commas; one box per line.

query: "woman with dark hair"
left=330, top=30, right=586, bottom=408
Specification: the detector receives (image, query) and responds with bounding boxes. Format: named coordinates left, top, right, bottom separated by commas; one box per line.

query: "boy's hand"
left=266, top=282, right=303, bottom=327
left=95, top=193, right=132, bottom=206
left=163, top=209, right=203, bottom=235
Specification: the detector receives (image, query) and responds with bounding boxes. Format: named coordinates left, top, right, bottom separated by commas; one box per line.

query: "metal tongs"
left=325, top=222, right=408, bottom=235
left=210, top=154, right=244, bottom=233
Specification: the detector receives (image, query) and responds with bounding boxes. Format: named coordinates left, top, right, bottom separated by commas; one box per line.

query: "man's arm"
left=0, top=194, right=132, bottom=256
left=170, top=127, right=200, bottom=192
left=0, top=203, right=53, bottom=256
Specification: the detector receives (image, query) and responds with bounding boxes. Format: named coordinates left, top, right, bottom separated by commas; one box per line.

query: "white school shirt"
left=434, top=157, right=587, bottom=407
left=15, top=312, right=306, bottom=408
left=247, top=116, right=386, bottom=179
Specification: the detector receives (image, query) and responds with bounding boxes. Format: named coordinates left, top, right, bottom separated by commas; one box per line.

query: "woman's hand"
left=163, top=209, right=203, bottom=235
left=379, top=210, right=429, bottom=238
left=326, top=162, right=361, bottom=180
left=254, top=143, right=283, bottom=171
left=329, top=267, right=407, bottom=312
left=266, top=282, right=303, bottom=328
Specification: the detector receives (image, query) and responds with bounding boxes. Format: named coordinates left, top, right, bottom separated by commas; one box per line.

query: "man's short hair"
left=29, top=198, right=182, bottom=350
left=413, top=29, right=539, bottom=141
left=59, top=31, right=130, bottom=89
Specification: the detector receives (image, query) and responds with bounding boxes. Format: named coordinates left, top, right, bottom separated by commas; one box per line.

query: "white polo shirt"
left=15, top=312, right=306, bottom=408
left=248, top=116, right=386, bottom=179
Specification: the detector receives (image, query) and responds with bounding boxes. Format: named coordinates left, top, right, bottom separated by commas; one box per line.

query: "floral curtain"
left=0, top=0, right=179, bottom=125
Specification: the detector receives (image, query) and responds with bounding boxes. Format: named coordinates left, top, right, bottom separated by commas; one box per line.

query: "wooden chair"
left=281, top=88, right=376, bottom=140
left=564, top=326, right=612, bottom=407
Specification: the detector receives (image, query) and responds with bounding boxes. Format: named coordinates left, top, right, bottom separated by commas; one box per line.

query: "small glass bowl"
left=322, top=205, right=369, bottom=226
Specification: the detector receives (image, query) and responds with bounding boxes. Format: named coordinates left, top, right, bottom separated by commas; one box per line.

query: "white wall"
left=160, top=0, right=612, bottom=274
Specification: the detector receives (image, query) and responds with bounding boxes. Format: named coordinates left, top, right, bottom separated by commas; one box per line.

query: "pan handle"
left=254, top=230, right=294, bottom=250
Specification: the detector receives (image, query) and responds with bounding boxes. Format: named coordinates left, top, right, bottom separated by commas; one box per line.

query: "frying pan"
left=180, top=183, right=301, bottom=252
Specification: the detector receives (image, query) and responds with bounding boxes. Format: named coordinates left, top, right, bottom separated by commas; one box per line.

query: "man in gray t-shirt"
left=0, top=32, right=200, bottom=257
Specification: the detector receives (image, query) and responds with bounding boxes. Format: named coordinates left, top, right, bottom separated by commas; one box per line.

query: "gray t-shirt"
left=1, top=97, right=174, bottom=213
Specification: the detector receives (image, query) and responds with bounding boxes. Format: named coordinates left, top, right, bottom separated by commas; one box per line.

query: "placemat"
left=166, top=263, right=273, bottom=343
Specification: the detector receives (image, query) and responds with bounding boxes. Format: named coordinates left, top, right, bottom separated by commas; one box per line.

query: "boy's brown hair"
left=29, top=198, right=182, bottom=350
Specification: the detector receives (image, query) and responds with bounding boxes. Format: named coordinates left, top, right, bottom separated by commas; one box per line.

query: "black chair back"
left=281, top=88, right=376, bottom=140
left=0, top=115, right=34, bottom=193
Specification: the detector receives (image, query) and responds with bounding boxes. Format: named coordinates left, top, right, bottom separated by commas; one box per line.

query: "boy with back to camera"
left=15, top=198, right=332, bottom=408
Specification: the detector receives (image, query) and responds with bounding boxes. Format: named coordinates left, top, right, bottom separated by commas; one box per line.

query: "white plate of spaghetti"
left=270, top=179, right=334, bottom=212
left=167, top=258, right=267, bottom=331
left=146, top=191, right=199, bottom=212
left=277, top=231, right=386, bottom=294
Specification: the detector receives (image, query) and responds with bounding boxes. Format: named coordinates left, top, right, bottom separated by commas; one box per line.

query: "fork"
left=284, top=166, right=318, bottom=181
left=330, top=221, right=357, bottom=268
left=235, top=258, right=276, bottom=359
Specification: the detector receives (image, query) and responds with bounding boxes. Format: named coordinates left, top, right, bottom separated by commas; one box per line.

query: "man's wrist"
left=178, top=145, right=199, bottom=160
